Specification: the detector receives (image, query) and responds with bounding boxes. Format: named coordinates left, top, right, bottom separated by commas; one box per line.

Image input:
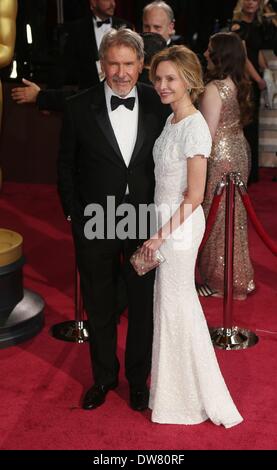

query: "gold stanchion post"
left=209, top=173, right=258, bottom=350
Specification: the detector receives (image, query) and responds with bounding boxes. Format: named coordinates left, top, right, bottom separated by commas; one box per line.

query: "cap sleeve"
left=183, top=114, right=212, bottom=159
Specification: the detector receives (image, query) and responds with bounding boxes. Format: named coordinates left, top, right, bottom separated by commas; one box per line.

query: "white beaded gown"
left=149, top=111, right=243, bottom=428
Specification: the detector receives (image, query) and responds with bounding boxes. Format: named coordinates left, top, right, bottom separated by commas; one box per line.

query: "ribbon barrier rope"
left=236, top=179, right=277, bottom=256
left=199, top=172, right=276, bottom=350
left=200, top=173, right=277, bottom=257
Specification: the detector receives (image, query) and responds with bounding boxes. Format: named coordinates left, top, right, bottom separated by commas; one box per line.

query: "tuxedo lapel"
left=129, top=106, right=146, bottom=167
left=83, top=16, right=98, bottom=59
left=129, top=85, right=147, bottom=167
left=90, top=84, right=126, bottom=166
left=90, top=83, right=150, bottom=168
left=90, top=23, right=99, bottom=60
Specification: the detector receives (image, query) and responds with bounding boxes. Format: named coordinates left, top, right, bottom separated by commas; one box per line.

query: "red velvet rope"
left=199, top=193, right=224, bottom=253
left=238, top=190, right=277, bottom=256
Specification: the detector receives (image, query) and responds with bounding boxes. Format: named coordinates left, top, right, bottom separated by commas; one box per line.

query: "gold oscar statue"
left=0, top=0, right=18, bottom=189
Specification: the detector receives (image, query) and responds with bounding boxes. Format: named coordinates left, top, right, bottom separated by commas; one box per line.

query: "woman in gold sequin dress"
left=198, top=32, right=255, bottom=300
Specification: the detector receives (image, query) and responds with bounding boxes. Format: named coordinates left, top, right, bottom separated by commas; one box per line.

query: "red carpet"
left=0, top=169, right=276, bottom=450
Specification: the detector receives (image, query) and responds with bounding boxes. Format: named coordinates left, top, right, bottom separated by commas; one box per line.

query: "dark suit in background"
left=36, top=14, right=133, bottom=111
left=167, top=34, right=185, bottom=47
left=60, top=14, right=133, bottom=89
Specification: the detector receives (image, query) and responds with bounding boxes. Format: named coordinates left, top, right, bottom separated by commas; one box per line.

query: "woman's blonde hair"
left=149, top=45, right=204, bottom=103
left=233, top=0, right=265, bottom=23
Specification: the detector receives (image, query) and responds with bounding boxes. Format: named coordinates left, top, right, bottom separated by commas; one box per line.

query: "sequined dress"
left=149, top=111, right=243, bottom=427
left=198, top=80, right=255, bottom=298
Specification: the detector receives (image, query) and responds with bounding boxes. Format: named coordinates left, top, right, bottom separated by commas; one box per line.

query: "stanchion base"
left=210, top=326, right=258, bottom=350
left=51, top=320, right=89, bottom=343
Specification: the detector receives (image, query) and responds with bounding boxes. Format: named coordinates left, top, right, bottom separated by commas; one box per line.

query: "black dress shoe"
left=82, top=381, right=118, bottom=410
left=130, top=386, right=149, bottom=411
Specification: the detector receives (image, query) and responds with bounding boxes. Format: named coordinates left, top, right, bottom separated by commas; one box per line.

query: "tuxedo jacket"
left=62, top=15, right=133, bottom=90
left=58, top=81, right=170, bottom=221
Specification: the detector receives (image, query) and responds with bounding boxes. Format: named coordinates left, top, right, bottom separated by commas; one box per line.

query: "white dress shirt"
left=105, top=83, right=139, bottom=194
left=93, top=16, right=112, bottom=79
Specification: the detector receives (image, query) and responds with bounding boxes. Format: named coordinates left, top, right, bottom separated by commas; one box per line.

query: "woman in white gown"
left=141, top=46, right=243, bottom=428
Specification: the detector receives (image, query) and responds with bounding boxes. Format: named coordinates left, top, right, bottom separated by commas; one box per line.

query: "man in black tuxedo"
left=58, top=28, right=169, bottom=412
left=142, top=1, right=185, bottom=47
left=62, top=0, right=133, bottom=89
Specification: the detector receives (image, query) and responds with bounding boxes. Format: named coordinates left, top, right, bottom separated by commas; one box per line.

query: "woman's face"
left=204, top=42, right=214, bottom=71
left=153, top=60, right=189, bottom=106
left=242, top=0, right=260, bottom=15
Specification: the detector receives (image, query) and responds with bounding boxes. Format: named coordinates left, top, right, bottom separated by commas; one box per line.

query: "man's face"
left=143, top=7, right=174, bottom=42
left=101, top=45, right=143, bottom=97
left=89, top=0, right=116, bottom=19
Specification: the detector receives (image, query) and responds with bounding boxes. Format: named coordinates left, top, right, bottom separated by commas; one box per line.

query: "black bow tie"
left=96, top=18, right=111, bottom=28
left=110, top=96, right=135, bottom=111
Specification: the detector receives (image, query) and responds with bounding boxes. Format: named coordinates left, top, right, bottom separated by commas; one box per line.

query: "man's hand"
left=11, top=78, right=41, bottom=104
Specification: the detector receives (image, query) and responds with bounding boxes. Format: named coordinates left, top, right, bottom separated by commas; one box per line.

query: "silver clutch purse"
left=130, top=247, right=165, bottom=276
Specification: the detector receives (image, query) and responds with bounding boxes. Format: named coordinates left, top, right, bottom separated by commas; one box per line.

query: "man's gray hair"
left=143, top=1, right=175, bottom=23
left=99, top=28, right=144, bottom=61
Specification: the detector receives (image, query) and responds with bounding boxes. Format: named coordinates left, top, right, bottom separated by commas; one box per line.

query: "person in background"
left=61, top=0, right=133, bottom=89
left=198, top=32, right=255, bottom=300
left=139, top=32, right=167, bottom=85
left=142, top=1, right=185, bottom=46
left=11, top=0, right=133, bottom=111
left=231, top=0, right=276, bottom=183
left=142, top=1, right=208, bottom=73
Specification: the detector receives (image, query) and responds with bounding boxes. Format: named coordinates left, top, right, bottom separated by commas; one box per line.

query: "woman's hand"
left=141, top=236, right=164, bottom=261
